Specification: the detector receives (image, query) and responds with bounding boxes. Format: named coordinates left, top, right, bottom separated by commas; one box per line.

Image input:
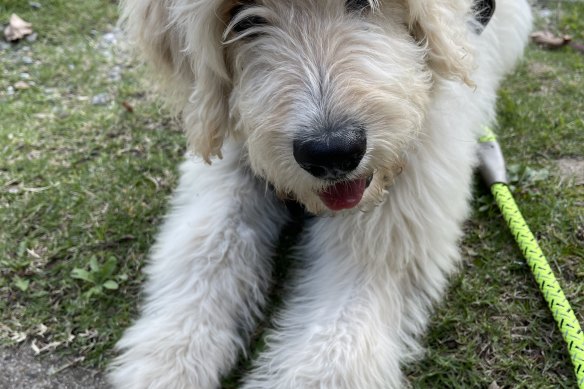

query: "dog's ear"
left=120, top=0, right=231, bottom=163
left=405, top=0, right=475, bottom=86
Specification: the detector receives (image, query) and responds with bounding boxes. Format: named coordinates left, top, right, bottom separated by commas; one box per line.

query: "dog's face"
left=225, top=0, right=431, bottom=214
left=122, top=0, right=474, bottom=214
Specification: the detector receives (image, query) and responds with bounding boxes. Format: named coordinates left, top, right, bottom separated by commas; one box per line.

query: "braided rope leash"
left=478, top=129, right=584, bottom=388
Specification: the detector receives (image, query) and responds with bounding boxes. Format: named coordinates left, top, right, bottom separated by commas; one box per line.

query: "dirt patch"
left=0, top=346, right=108, bottom=389
left=527, top=62, right=557, bottom=76
left=557, top=158, right=584, bottom=186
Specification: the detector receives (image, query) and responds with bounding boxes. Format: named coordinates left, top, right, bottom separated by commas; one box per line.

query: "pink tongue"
left=318, top=179, right=367, bottom=211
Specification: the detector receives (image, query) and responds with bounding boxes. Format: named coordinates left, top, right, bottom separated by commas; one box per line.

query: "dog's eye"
left=229, top=5, right=268, bottom=35
left=346, top=0, right=371, bottom=13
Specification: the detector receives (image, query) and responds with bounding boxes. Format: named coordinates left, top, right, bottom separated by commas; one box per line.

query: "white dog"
left=109, top=0, right=531, bottom=387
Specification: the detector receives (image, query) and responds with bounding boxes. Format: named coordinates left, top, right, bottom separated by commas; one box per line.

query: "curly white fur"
left=109, top=0, right=532, bottom=387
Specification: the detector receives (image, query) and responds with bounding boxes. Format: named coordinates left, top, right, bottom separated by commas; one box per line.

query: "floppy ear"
left=120, top=0, right=231, bottom=162
left=405, top=0, right=475, bottom=86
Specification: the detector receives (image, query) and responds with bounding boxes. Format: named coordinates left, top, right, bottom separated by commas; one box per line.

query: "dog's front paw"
left=108, top=319, right=239, bottom=389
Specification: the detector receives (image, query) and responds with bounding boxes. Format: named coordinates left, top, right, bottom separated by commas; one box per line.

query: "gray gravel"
left=0, top=346, right=108, bottom=389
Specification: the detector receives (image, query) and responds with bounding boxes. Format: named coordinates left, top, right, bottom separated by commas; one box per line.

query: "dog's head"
left=122, top=0, right=475, bottom=214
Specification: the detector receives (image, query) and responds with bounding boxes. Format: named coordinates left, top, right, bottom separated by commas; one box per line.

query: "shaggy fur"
left=109, top=0, right=532, bottom=387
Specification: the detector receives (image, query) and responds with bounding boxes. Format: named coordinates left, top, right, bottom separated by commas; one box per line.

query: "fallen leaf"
left=121, top=100, right=134, bottom=113
left=4, top=14, right=33, bottom=42
left=530, top=30, right=571, bottom=49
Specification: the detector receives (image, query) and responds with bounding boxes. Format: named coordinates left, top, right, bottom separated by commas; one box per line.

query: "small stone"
left=6, top=86, right=15, bottom=96
left=25, top=33, right=37, bottom=42
left=14, top=81, right=30, bottom=90
left=20, top=72, right=30, bottom=79
left=22, top=56, right=34, bottom=65
left=538, top=9, right=553, bottom=19
left=53, top=107, right=69, bottom=118
left=29, top=1, right=42, bottom=9
left=102, top=32, right=117, bottom=45
left=108, top=66, right=122, bottom=82
left=91, top=93, right=111, bottom=106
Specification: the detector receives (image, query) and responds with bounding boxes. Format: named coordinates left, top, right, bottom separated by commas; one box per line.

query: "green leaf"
left=71, top=268, right=95, bottom=284
left=89, top=256, right=100, bottom=273
left=13, top=276, right=30, bottom=292
left=17, top=241, right=28, bottom=258
left=85, top=286, right=103, bottom=298
left=102, top=280, right=119, bottom=290
left=524, top=167, right=550, bottom=184
left=507, top=164, right=522, bottom=183
left=101, top=256, right=118, bottom=278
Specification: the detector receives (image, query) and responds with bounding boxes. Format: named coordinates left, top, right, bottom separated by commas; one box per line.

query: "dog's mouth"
left=317, top=175, right=373, bottom=211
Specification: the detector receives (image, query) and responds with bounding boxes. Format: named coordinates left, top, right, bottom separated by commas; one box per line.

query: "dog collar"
left=472, top=0, right=496, bottom=34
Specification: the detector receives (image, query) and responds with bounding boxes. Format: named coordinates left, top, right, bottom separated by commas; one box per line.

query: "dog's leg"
left=108, top=143, right=287, bottom=389
left=242, top=166, right=472, bottom=388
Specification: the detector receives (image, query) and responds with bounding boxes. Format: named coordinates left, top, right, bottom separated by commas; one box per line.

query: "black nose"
left=293, top=125, right=367, bottom=180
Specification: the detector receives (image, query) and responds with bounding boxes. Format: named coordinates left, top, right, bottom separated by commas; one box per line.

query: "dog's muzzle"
left=293, top=124, right=366, bottom=180
left=293, top=124, right=369, bottom=211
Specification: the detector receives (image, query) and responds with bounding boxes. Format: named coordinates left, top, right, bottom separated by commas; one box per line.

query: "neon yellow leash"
left=478, top=128, right=584, bottom=388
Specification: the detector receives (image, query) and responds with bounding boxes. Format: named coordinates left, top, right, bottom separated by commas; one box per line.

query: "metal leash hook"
left=478, top=128, right=584, bottom=388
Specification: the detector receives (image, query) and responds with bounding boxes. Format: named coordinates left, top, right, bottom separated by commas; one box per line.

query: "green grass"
left=0, top=0, right=184, bottom=367
left=406, top=5, right=584, bottom=386
left=1, top=1, right=583, bottom=387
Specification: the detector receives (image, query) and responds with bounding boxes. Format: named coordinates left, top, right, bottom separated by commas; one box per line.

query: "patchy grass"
left=0, top=0, right=184, bottom=367
left=0, top=1, right=582, bottom=388
left=406, top=3, right=584, bottom=387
